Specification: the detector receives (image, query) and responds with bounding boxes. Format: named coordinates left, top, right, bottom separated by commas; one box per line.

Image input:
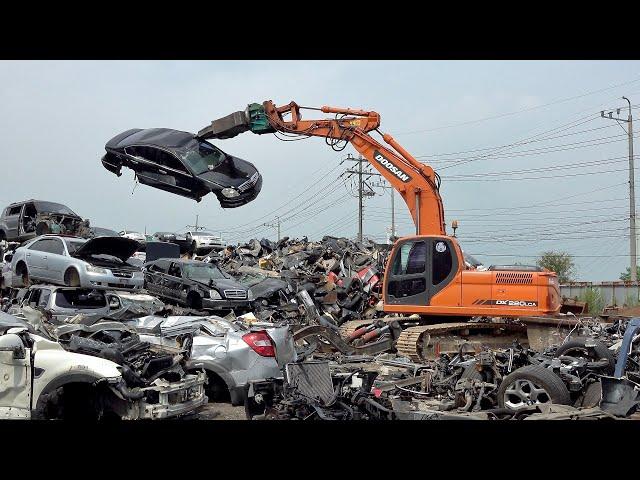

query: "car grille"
left=238, top=172, right=259, bottom=193
left=112, top=271, right=134, bottom=278
left=223, top=289, right=247, bottom=300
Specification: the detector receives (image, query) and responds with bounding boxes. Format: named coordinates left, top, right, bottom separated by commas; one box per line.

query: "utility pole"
left=263, top=216, right=281, bottom=242
left=358, top=154, right=363, bottom=242
left=185, top=214, right=206, bottom=232
left=602, top=97, right=636, bottom=281
left=341, top=154, right=377, bottom=242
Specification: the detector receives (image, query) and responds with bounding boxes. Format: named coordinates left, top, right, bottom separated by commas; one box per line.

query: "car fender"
left=30, top=336, right=122, bottom=405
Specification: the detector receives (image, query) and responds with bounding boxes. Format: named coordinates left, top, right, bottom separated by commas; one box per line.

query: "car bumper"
left=218, top=176, right=263, bottom=208
left=202, top=298, right=251, bottom=311
left=133, top=371, right=208, bottom=420
left=84, top=271, right=144, bottom=290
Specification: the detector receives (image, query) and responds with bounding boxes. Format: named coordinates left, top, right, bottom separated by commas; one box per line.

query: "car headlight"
left=209, top=289, right=222, bottom=300
left=221, top=187, right=240, bottom=198
left=86, top=264, right=109, bottom=274
left=248, top=289, right=254, bottom=301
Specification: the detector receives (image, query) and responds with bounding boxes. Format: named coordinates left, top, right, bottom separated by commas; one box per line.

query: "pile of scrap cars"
left=2, top=202, right=640, bottom=421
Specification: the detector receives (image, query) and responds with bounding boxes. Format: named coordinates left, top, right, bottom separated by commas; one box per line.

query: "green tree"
left=619, top=266, right=640, bottom=282
left=536, top=251, right=576, bottom=283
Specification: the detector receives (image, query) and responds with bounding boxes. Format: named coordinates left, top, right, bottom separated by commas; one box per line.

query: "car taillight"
left=242, top=331, right=275, bottom=357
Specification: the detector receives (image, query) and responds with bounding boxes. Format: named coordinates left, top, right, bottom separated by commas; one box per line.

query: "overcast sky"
left=1, top=60, right=639, bottom=281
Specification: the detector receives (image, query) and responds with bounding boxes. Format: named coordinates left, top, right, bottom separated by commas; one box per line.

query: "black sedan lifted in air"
left=101, top=128, right=262, bottom=208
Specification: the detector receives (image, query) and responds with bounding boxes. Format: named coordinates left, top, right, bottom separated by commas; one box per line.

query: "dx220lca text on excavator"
left=197, top=100, right=562, bottom=361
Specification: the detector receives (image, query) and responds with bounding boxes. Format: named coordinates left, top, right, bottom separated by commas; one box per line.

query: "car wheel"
left=64, top=268, right=80, bottom=287
left=497, top=364, right=571, bottom=411
left=554, top=337, right=616, bottom=375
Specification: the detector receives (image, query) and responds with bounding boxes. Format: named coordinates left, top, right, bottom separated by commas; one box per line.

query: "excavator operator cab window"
left=432, top=240, right=453, bottom=285
left=388, top=241, right=427, bottom=298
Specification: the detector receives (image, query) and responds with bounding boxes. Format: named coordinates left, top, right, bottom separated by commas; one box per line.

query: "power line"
left=396, top=76, right=640, bottom=135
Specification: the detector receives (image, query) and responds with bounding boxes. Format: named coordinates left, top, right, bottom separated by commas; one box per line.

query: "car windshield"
left=64, top=239, right=86, bottom=254
left=192, top=231, right=216, bottom=237
left=34, top=201, right=77, bottom=216
left=179, top=140, right=226, bottom=175
left=55, top=289, right=107, bottom=309
left=183, top=263, right=227, bottom=283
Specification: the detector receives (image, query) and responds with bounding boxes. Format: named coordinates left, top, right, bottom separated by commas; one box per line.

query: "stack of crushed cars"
left=245, top=317, right=640, bottom=420
left=211, top=236, right=391, bottom=327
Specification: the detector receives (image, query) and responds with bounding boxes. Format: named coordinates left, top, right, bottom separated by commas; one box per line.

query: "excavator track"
left=396, top=322, right=528, bottom=363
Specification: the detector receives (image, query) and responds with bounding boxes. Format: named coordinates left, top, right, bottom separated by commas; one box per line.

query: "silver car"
left=184, top=231, right=226, bottom=253
left=10, top=235, right=144, bottom=290
left=126, top=314, right=296, bottom=405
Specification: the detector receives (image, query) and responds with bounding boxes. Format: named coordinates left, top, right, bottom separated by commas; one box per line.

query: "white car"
left=119, top=230, right=147, bottom=242
left=0, top=312, right=206, bottom=419
left=184, top=231, right=226, bottom=253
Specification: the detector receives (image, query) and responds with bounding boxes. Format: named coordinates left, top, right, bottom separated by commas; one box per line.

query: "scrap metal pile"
left=246, top=317, right=640, bottom=420
left=212, top=235, right=391, bottom=327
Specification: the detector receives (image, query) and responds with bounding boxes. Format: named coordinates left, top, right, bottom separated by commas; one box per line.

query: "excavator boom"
left=198, top=100, right=446, bottom=236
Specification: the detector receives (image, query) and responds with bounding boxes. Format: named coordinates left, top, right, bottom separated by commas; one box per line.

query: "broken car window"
left=54, top=289, right=107, bottom=309
left=64, top=239, right=86, bottom=255
left=179, top=140, right=225, bottom=175
left=182, top=263, right=227, bottom=283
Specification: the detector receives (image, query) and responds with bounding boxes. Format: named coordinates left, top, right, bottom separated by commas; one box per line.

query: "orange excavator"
left=199, top=101, right=562, bottom=360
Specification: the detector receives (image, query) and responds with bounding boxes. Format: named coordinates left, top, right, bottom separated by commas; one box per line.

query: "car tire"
left=554, top=337, right=616, bottom=375
left=187, top=292, right=202, bottom=310
left=576, top=381, right=602, bottom=408
left=64, top=268, right=81, bottom=287
left=497, top=364, right=571, bottom=411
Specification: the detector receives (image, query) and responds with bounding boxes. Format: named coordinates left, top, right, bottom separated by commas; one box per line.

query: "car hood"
left=71, top=236, right=140, bottom=262
left=198, top=155, right=259, bottom=188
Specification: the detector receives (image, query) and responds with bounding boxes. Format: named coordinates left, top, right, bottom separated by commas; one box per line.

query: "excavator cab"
left=384, top=235, right=459, bottom=307
left=383, top=235, right=561, bottom=317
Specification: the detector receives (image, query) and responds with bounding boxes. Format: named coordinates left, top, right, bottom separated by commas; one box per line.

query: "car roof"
left=113, top=128, right=195, bottom=149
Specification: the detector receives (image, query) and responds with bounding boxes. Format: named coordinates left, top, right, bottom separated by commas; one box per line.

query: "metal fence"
left=560, top=281, right=640, bottom=307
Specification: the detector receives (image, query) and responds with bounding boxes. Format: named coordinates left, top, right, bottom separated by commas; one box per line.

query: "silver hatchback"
left=10, top=235, right=144, bottom=290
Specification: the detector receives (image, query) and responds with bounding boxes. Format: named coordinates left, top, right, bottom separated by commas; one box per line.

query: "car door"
left=167, top=262, right=187, bottom=304
left=145, top=261, right=166, bottom=297
left=4, top=205, right=23, bottom=240
left=24, top=238, right=52, bottom=280
left=125, top=146, right=196, bottom=197
left=0, top=333, right=32, bottom=418
left=45, top=238, right=67, bottom=283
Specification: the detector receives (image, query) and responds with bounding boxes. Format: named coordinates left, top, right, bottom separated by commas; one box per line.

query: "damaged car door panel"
left=102, top=128, right=262, bottom=208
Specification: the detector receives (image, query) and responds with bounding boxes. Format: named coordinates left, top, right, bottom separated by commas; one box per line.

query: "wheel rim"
left=503, top=379, right=552, bottom=409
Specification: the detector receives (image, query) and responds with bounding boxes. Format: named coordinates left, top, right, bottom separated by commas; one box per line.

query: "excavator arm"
left=198, top=100, right=446, bottom=236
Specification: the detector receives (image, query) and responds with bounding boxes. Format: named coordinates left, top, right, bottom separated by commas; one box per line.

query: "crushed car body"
left=0, top=310, right=206, bottom=420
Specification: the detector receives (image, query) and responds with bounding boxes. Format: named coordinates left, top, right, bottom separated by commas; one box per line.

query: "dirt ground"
left=195, top=402, right=247, bottom=420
